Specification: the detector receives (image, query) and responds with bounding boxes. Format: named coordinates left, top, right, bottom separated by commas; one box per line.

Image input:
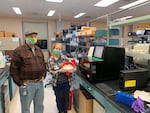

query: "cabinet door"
left=79, top=91, right=93, bottom=113
left=93, top=100, right=105, bottom=113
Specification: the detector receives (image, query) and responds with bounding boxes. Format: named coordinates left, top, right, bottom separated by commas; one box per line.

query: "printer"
left=122, top=43, right=150, bottom=90
left=120, top=68, right=148, bottom=90
left=79, top=46, right=125, bottom=82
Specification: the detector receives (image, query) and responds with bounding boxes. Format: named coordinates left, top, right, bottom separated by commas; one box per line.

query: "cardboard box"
left=79, top=90, right=93, bottom=113
left=4, top=32, right=14, bottom=37
left=0, top=31, right=4, bottom=37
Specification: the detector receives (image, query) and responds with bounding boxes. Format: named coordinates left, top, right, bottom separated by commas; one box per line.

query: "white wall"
left=0, top=17, right=57, bottom=49
left=0, top=17, right=109, bottom=60
left=0, top=17, right=108, bottom=48
left=0, top=17, right=23, bottom=38
left=90, top=21, right=107, bottom=30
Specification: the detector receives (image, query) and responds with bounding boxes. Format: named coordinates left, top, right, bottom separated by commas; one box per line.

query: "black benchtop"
left=75, top=69, right=150, bottom=113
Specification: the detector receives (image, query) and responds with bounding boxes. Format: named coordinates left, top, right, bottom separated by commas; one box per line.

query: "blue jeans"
left=19, top=82, right=44, bottom=113
left=53, top=82, right=70, bottom=112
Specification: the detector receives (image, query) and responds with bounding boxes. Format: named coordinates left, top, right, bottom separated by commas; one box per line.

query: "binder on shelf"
left=95, top=30, right=107, bottom=37
left=109, top=29, right=119, bottom=36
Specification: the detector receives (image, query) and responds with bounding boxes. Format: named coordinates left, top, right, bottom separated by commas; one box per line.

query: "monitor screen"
left=63, top=29, right=68, bottom=37
left=102, top=46, right=125, bottom=79
left=93, top=46, right=104, bottom=58
left=88, top=46, right=95, bottom=57
left=36, top=39, right=47, bottom=49
left=144, top=30, right=150, bottom=35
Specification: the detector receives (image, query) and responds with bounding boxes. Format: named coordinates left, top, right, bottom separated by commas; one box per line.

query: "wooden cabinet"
left=79, top=75, right=122, bottom=113
left=93, top=100, right=105, bottom=113
left=79, top=90, right=93, bottom=113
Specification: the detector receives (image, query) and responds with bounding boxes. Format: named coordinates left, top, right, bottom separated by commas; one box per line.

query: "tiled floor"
left=9, top=85, right=76, bottom=113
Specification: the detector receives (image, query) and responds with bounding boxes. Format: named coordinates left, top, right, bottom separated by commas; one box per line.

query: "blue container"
left=115, top=91, right=135, bottom=106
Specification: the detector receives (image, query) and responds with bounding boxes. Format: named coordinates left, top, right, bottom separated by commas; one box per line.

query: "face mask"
left=53, top=49, right=62, bottom=55
left=27, top=37, right=37, bottom=45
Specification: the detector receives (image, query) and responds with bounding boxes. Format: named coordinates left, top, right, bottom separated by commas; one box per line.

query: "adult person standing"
left=47, top=43, right=75, bottom=113
left=10, top=31, right=46, bottom=113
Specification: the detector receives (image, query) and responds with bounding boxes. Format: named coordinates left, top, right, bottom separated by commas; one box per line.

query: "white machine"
left=0, top=51, right=5, bottom=68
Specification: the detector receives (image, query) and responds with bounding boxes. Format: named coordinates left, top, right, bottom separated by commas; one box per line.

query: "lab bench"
left=73, top=70, right=150, bottom=113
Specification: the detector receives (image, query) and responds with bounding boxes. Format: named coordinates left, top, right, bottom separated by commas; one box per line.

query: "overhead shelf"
left=109, top=15, right=150, bottom=27
left=95, top=29, right=119, bottom=37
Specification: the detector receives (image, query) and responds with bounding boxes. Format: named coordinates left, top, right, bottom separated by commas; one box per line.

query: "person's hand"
left=58, top=68, right=65, bottom=73
left=52, top=70, right=59, bottom=75
left=40, top=76, right=45, bottom=81
left=19, top=83, right=26, bottom=88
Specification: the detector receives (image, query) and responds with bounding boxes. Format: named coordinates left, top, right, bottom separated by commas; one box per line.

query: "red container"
left=64, top=72, right=72, bottom=76
left=61, top=62, right=75, bottom=76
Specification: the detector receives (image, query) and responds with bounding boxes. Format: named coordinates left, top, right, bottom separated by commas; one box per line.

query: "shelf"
left=78, top=46, right=89, bottom=48
left=66, top=44, right=78, bottom=47
left=137, top=35, right=150, bottom=38
left=109, top=15, right=150, bottom=27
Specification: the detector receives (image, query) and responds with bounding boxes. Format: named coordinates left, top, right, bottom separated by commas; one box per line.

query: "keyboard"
left=96, top=83, right=116, bottom=96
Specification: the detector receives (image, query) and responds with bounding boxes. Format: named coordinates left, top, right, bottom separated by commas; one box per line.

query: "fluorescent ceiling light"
left=120, top=0, right=149, bottom=9
left=94, top=0, right=119, bottom=7
left=12, top=7, right=22, bottom=15
left=122, top=16, right=133, bottom=19
left=113, top=16, right=133, bottom=22
left=45, top=0, right=63, bottom=3
left=74, top=13, right=85, bottom=18
left=47, top=10, right=55, bottom=16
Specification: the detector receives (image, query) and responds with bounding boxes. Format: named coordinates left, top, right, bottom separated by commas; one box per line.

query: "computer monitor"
left=93, top=46, right=104, bottom=58
left=144, top=29, right=150, bottom=35
left=36, top=39, right=47, bottom=49
left=88, top=46, right=95, bottom=57
left=63, top=29, right=68, bottom=37
left=102, top=46, right=125, bottom=79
